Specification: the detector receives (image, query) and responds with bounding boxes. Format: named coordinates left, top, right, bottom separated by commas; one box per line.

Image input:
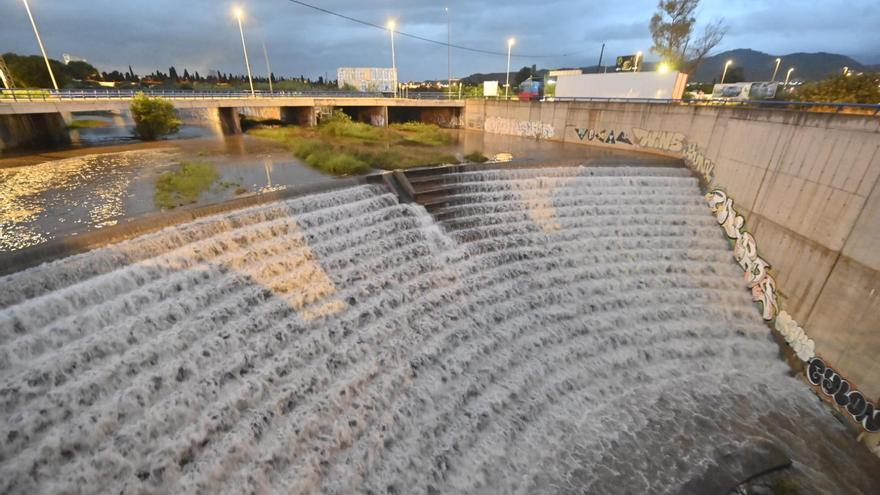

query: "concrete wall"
left=465, top=99, right=880, bottom=400
left=0, top=112, right=70, bottom=150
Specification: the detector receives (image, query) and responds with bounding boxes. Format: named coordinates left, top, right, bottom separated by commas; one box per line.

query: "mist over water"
left=0, top=166, right=877, bottom=494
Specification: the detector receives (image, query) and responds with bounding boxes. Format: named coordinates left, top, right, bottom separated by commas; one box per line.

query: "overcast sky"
left=2, top=0, right=878, bottom=81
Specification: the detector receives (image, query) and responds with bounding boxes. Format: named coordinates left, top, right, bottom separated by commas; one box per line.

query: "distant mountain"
left=455, top=49, right=875, bottom=86
left=687, top=49, right=868, bottom=83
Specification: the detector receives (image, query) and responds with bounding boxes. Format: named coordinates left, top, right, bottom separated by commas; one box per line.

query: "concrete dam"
left=2, top=164, right=879, bottom=494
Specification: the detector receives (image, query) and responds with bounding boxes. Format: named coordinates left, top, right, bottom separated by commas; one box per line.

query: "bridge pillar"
left=217, top=107, right=242, bottom=135
left=0, top=112, right=70, bottom=152
left=339, top=106, right=387, bottom=127
left=281, top=107, right=316, bottom=127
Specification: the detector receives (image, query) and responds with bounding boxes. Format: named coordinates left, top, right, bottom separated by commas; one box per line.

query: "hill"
left=689, top=49, right=868, bottom=83
left=456, top=49, right=875, bottom=86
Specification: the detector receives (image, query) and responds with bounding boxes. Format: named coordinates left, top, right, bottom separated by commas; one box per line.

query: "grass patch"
left=390, top=122, right=453, bottom=146
left=154, top=161, right=220, bottom=209
left=464, top=151, right=489, bottom=163
left=248, top=114, right=459, bottom=175
left=66, top=119, right=109, bottom=129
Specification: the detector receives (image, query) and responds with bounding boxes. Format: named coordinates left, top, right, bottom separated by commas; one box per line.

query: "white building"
left=337, top=67, right=397, bottom=92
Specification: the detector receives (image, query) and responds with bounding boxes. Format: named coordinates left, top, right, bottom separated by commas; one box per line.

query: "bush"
left=464, top=151, right=489, bottom=163
left=793, top=72, right=880, bottom=104
left=319, top=110, right=382, bottom=140
left=130, top=92, right=182, bottom=140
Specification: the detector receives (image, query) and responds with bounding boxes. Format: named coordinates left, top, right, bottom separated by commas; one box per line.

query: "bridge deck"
left=0, top=96, right=464, bottom=115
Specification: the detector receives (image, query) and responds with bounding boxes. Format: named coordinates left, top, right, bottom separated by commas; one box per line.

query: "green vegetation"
left=464, top=151, right=489, bottom=163
left=794, top=72, right=880, bottom=104
left=66, top=119, right=109, bottom=129
left=248, top=111, right=458, bottom=175
left=154, top=161, right=219, bottom=208
left=130, top=93, right=181, bottom=140
left=390, top=122, right=453, bottom=146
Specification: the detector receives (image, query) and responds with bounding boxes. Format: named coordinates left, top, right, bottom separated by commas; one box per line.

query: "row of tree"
left=0, top=52, right=337, bottom=90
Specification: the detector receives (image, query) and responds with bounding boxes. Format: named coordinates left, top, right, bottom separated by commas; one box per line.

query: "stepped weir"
left=1, top=164, right=879, bottom=494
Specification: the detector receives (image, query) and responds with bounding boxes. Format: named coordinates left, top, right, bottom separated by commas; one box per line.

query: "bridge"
left=0, top=89, right=465, bottom=149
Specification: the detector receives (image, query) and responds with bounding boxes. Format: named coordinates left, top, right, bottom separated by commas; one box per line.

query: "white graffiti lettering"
left=631, top=128, right=714, bottom=182
left=705, top=190, right=778, bottom=320
left=484, top=116, right=555, bottom=139
left=631, top=128, right=684, bottom=152
left=775, top=311, right=815, bottom=362
left=808, top=357, right=880, bottom=432
left=574, top=128, right=632, bottom=145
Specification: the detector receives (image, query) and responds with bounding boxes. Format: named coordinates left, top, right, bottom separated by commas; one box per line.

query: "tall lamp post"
left=771, top=57, right=781, bottom=82
left=784, top=67, right=794, bottom=87
left=720, top=59, right=733, bottom=84
left=445, top=7, right=451, bottom=99
left=635, top=51, right=643, bottom=72
left=262, top=41, right=273, bottom=93
left=505, top=38, right=515, bottom=99
left=21, top=0, right=58, bottom=90
left=387, top=19, right=397, bottom=98
left=234, top=7, right=255, bottom=97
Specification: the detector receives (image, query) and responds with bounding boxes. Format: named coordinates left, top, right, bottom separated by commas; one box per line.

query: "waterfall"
left=1, top=168, right=877, bottom=494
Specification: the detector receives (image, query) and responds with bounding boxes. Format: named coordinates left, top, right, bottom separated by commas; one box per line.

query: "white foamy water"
left=0, top=166, right=877, bottom=494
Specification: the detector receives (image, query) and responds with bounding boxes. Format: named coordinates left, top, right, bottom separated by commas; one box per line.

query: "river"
left=0, top=112, right=675, bottom=252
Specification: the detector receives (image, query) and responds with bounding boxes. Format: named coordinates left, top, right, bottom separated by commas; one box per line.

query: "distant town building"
left=337, top=67, right=397, bottom=92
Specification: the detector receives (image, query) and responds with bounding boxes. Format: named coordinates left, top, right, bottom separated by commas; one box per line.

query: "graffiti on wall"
left=631, top=128, right=715, bottom=182
left=574, top=128, right=633, bottom=145
left=705, top=189, right=778, bottom=320
left=484, top=116, right=555, bottom=139
left=706, top=189, right=877, bottom=434
left=808, top=357, right=880, bottom=432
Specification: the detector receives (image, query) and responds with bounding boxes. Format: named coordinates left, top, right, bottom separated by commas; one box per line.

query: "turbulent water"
left=0, top=166, right=877, bottom=494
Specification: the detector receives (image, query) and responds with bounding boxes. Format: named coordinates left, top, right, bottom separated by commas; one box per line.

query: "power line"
left=283, top=0, right=588, bottom=59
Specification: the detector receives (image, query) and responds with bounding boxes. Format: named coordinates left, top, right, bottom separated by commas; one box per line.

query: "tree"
left=2, top=52, right=72, bottom=88
left=514, top=66, right=532, bottom=86
left=130, top=93, right=181, bottom=140
left=649, top=0, right=727, bottom=73
left=168, top=66, right=179, bottom=81
left=66, top=60, right=99, bottom=81
left=794, top=73, right=880, bottom=104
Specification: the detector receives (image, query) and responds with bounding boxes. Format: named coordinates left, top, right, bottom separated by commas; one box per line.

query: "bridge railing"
left=2, top=89, right=874, bottom=114
left=0, top=88, right=458, bottom=102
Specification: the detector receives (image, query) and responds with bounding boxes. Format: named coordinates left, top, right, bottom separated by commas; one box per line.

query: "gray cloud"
left=1, top=0, right=878, bottom=81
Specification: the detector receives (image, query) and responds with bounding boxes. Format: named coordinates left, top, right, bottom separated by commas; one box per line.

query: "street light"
left=21, top=0, right=58, bottom=90
left=771, top=57, right=781, bottom=82
left=445, top=7, right=451, bottom=99
left=233, top=6, right=255, bottom=97
left=657, top=62, right=670, bottom=74
left=262, top=41, right=273, bottom=93
left=635, top=51, right=643, bottom=72
left=505, top=37, right=515, bottom=99
left=784, top=67, right=794, bottom=87
left=387, top=19, right=397, bottom=98
left=721, top=59, right=733, bottom=84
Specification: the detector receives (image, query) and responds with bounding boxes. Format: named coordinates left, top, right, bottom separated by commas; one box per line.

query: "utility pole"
left=596, top=43, right=605, bottom=73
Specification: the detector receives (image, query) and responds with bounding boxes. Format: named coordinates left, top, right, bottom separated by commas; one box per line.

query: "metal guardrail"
left=0, top=88, right=458, bottom=102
